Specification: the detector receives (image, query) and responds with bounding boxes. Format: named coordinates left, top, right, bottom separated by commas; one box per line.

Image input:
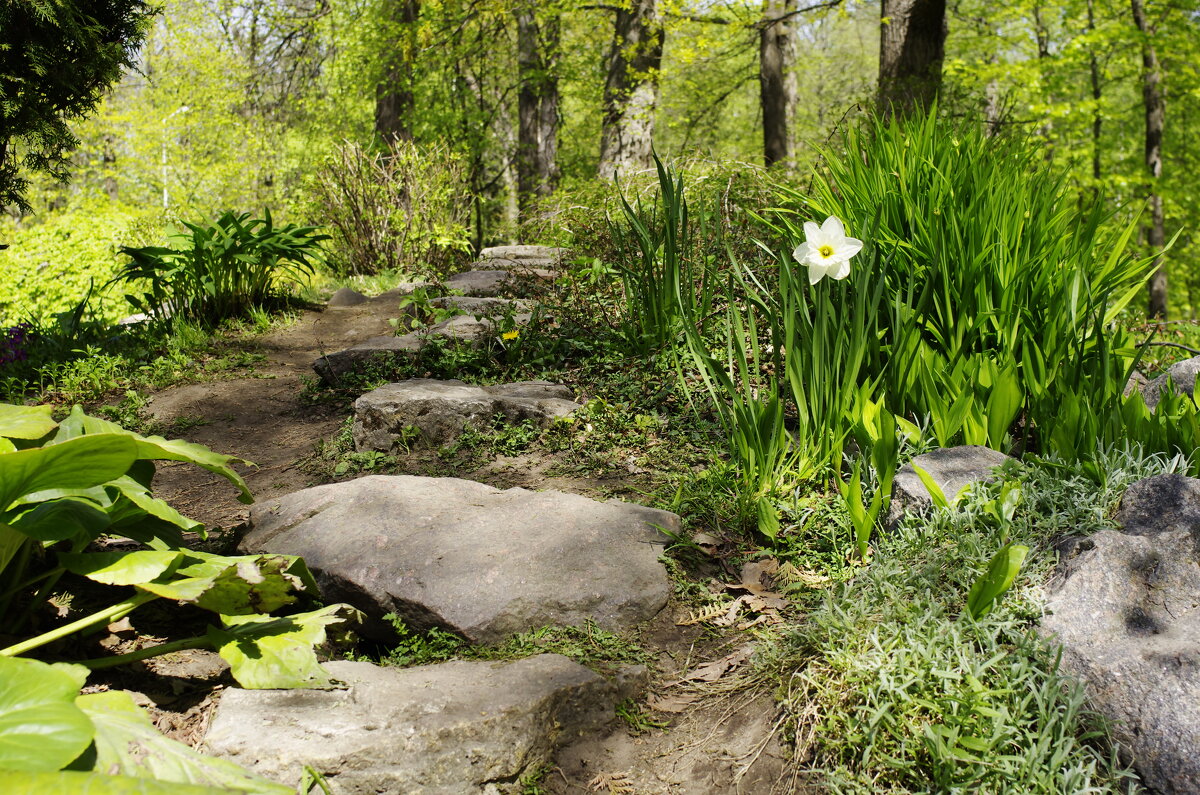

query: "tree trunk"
left=1088, top=0, right=1102, bottom=185
left=516, top=7, right=560, bottom=223
left=1132, top=0, right=1166, bottom=318
left=375, top=0, right=420, bottom=142
left=760, top=0, right=797, bottom=168
left=598, top=0, right=664, bottom=181
left=877, top=0, right=947, bottom=118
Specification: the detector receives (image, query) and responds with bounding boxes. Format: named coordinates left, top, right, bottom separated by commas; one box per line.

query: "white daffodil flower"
left=793, top=216, right=863, bottom=285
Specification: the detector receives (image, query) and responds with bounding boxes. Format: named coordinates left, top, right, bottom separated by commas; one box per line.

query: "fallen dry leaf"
left=589, top=771, right=636, bottom=794
left=647, top=692, right=698, bottom=713
left=664, top=644, right=754, bottom=687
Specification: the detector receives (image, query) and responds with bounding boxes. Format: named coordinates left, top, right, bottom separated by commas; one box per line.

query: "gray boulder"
left=242, top=475, right=676, bottom=643
left=445, top=270, right=511, bottom=297
left=354, top=379, right=577, bottom=450
left=1142, top=355, right=1200, bottom=410
left=1041, top=474, right=1200, bottom=794
left=204, top=656, right=623, bottom=794
left=326, top=287, right=369, bottom=308
left=887, top=445, right=1014, bottom=525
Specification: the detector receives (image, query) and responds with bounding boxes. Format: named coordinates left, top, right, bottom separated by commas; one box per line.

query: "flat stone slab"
left=1041, top=474, right=1200, bottom=794
left=429, top=296, right=532, bottom=317
left=354, top=379, right=577, bottom=450
left=242, top=475, right=676, bottom=643
left=313, top=335, right=422, bottom=383
left=326, top=287, right=369, bottom=307
left=479, top=245, right=567, bottom=267
left=204, top=656, right=621, bottom=794
left=887, top=445, right=1014, bottom=525
left=1142, top=355, right=1200, bottom=410
left=445, top=270, right=512, bottom=297
left=312, top=310, right=532, bottom=382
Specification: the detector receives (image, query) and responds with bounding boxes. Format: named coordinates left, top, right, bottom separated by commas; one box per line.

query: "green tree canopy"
left=0, top=0, right=154, bottom=211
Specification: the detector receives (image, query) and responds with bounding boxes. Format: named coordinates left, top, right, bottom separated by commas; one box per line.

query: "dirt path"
left=146, top=292, right=404, bottom=530
left=135, top=290, right=791, bottom=794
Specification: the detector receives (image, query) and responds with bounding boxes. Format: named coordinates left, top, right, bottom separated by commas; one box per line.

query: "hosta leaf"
left=75, top=690, right=290, bottom=794
left=136, top=553, right=313, bottom=616
left=52, top=408, right=253, bottom=505
left=9, top=498, right=111, bottom=544
left=0, top=435, right=138, bottom=512
left=210, top=604, right=363, bottom=689
left=0, top=658, right=93, bottom=772
left=0, top=771, right=232, bottom=794
left=0, top=404, right=57, bottom=441
left=59, top=551, right=184, bottom=587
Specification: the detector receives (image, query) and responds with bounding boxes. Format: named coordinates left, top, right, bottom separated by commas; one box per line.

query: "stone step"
left=311, top=310, right=532, bottom=383
left=204, top=655, right=634, bottom=794
left=241, top=475, right=677, bottom=643
left=445, top=270, right=513, bottom=297
left=479, top=244, right=568, bottom=265
left=354, top=379, right=577, bottom=450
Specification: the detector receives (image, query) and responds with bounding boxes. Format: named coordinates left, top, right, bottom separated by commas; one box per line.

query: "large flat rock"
left=1040, top=474, right=1200, bottom=794
left=242, top=475, right=676, bottom=643
left=204, top=656, right=621, bottom=794
left=354, top=379, right=577, bottom=450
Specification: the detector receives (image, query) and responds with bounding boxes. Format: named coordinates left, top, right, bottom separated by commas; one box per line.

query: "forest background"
left=1, top=0, right=1198, bottom=325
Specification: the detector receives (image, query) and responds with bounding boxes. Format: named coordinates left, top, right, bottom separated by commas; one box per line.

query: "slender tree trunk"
left=1132, top=0, right=1167, bottom=318
left=877, top=0, right=947, bottom=118
left=1088, top=0, right=1102, bottom=185
left=760, top=0, right=797, bottom=167
left=598, top=0, right=664, bottom=181
left=516, top=7, right=560, bottom=223
left=375, top=0, right=420, bottom=142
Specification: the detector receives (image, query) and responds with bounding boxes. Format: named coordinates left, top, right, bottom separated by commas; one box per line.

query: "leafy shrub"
left=307, top=137, right=472, bottom=277
left=112, top=210, right=327, bottom=325
left=0, top=194, right=156, bottom=326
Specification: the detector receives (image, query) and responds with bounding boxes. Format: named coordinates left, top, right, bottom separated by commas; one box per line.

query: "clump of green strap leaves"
left=0, top=401, right=360, bottom=792
left=621, top=109, right=1197, bottom=560
left=110, top=209, right=329, bottom=326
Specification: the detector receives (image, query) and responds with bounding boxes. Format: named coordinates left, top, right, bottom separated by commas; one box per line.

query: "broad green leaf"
left=1, top=435, right=139, bottom=512
left=0, top=438, right=15, bottom=454
left=0, top=770, right=232, bottom=794
left=59, top=551, right=184, bottom=587
left=9, top=498, right=111, bottom=543
left=53, top=408, right=253, bottom=505
left=0, top=522, right=28, bottom=577
left=966, top=544, right=1029, bottom=620
left=75, top=690, right=290, bottom=794
left=137, top=553, right=313, bottom=615
left=0, top=658, right=93, bottom=772
left=210, top=604, right=363, bottom=689
left=0, top=404, right=57, bottom=441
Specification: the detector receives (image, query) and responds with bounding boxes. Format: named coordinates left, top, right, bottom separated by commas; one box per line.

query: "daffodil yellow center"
left=818, top=244, right=834, bottom=259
